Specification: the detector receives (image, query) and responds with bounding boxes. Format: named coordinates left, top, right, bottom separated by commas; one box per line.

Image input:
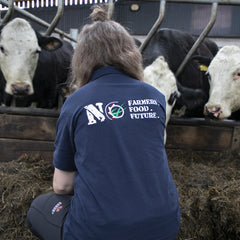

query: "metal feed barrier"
left=0, top=0, right=77, bottom=41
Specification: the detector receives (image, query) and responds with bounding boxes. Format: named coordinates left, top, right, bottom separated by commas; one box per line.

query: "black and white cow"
left=0, top=18, right=73, bottom=108
left=141, top=28, right=219, bottom=117
left=203, top=45, right=240, bottom=120
left=143, top=56, right=179, bottom=143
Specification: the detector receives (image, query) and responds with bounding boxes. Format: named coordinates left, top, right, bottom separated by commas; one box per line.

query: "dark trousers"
left=27, top=193, right=72, bottom=240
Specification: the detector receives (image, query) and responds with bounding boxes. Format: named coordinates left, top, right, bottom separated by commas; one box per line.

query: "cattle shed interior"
left=1, top=0, right=240, bottom=46
left=1, top=0, right=240, bottom=161
left=2, top=2, right=240, bottom=240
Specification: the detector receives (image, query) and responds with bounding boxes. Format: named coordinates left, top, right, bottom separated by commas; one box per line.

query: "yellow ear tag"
left=200, top=65, right=208, bottom=72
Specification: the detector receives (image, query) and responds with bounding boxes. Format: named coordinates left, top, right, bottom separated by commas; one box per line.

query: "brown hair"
left=70, top=5, right=143, bottom=90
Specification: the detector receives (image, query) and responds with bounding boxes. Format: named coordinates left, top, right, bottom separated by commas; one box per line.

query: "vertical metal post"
left=139, top=0, right=166, bottom=53
left=108, top=0, right=114, bottom=19
left=175, top=2, right=218, bottom=77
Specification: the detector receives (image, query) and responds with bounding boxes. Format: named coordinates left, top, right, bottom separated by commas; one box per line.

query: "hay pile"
left=1, top=150, right=240, bottom=239
left=0, top=154, right=53, bottom=240
left=168, top=150, right=240, bottom=240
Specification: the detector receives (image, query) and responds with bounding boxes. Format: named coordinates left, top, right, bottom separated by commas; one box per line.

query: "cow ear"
left=134, top=38, right=142, bottom=48
left=35, top=31, right=63, bottom=51
left=191, top=55, right=212, bottom=73
left=191, top=55, right=212, bottom=66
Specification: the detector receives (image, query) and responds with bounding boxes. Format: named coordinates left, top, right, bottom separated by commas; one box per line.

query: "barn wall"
left=2, top=1, right=240, bottom=39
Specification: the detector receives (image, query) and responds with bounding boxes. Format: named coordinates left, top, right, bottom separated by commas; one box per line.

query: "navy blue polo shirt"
left=53, top=66, right=180, bottom=240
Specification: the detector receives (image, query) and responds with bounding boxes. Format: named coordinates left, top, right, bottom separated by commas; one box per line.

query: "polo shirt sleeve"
left=53, top=105, right=77, bottom=172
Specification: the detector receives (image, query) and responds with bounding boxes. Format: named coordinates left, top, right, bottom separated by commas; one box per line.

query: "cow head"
left=143, top=56, right=180, bottom=143
left=204, top=45, right=240, bottom=120
left=174, top=54, right=213, bottom=117
left=0, top=18, right=62, bottom=98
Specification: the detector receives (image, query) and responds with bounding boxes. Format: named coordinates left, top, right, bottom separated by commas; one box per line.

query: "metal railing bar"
left=175, top=1, right=218, bottom=77
left=1, top=0, right=14, bottom=24
left=45, top=0, right=64, bottom=36
left=0, top=0, right=77, bottom=42
left=139, top=0, right=166, bottom=52
left=147, top=0, right=240, bottom=5
left=0, top=0, right=116, bottom=7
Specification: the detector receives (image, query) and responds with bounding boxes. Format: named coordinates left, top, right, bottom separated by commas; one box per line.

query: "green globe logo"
left=105, top=102, right=125, bottom=120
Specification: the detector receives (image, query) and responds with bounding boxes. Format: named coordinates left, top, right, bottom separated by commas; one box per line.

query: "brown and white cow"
left=143, top=56, right=180, bottom=143
left=204, top=45, right=240, bottom=120
left=0, top=18, right=73, bottom=108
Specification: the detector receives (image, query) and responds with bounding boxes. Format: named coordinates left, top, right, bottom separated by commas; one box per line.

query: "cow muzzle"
left=11, top=84, right=31, bottom=96
left=204, top=105, right=222, bottom=119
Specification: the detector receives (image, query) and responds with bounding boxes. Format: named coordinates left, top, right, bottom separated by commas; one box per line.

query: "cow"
left=141, top=28, right=219, bottom=118
left=0, top=18, right=74, bottom=108
left=143, top=56, right=180, bottom=143
left=203, top=45, right=240, bottom=120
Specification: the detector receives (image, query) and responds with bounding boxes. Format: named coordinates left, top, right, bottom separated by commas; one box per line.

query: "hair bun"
left=90, top=5, right=109, bottom=22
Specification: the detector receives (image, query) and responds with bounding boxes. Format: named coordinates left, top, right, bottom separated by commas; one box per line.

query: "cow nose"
left=11, top=84, right=30, bottom=96
left=204, top=105, right=222, bottom=119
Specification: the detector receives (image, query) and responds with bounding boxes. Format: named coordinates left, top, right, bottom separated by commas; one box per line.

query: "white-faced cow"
left=204, top=45, right=240, bottom=120
left=143, top=56, right=180, bottom=143
left=141, top=28, right=219, bottom=118
left=0, top=18, right=73, bottom=108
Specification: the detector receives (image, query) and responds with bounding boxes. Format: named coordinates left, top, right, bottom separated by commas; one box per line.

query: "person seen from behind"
left=27, top=5, right=180, bottom=240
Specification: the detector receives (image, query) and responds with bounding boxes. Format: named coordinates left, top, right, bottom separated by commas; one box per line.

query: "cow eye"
left=35, top=49, right=41, bottom=54
left=0, top=46, right=5, bottom=54
left=233, top=70, right=240, bottom=80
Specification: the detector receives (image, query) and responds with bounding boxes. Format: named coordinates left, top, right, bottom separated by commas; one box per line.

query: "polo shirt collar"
left=90, top=66, right=123, bottom=82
